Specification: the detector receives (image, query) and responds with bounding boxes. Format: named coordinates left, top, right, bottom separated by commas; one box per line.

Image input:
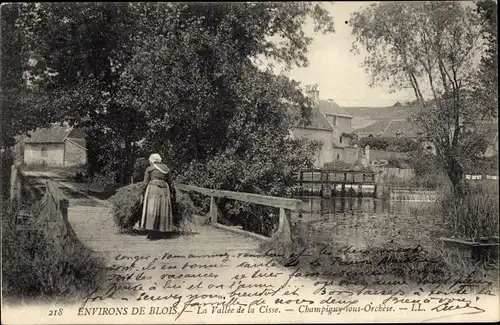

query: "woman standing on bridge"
left=139, top=153, right=175, bottom=240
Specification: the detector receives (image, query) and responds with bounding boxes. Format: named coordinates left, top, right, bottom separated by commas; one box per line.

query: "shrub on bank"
left=439, top=184, right=499, bottom=240
left=1, top=150, right=15, bottom=200
left=1, top=202, right=106, bottom=303
left=322, top=160, right=372, bottom=172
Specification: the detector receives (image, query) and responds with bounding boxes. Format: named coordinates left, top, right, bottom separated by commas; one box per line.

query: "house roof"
left=383, top=119, right=421, bottom=138
left=302, top=105, right=333, bottom=130
left=24, top=125, right=86, bottom=144
left=67, top=138, right=87, bottom=149
left=319, top=100, right=353, bottom=118
left=68, top=127, right=86, bottom=139
left=354, top=118, right=422, bottom=138
left=353, top=119, right=392, bottom=136
left=25, top=125, right=73, bottom=143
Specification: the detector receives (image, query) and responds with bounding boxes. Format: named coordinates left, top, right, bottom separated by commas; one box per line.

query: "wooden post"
left=16, top=174, right=22, bottom=204
left=10, top=165, right=16, bottom=202
left=9, top=165, right=20, bottom=211
left=210, top=196, right=219, bottom=224
left=59, top=196, right=69, bottom=222
left=278, top=207, right=292, bottom=248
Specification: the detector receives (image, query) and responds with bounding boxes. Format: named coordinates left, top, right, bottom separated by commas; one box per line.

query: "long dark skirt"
left=142, top=180, right=174, bottom=234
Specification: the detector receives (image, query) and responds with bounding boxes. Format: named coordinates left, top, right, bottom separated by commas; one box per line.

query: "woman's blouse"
left=143, top=164, right=171, bottom=184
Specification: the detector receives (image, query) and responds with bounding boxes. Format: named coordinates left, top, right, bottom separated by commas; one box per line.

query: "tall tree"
left=14, top=2, right=334, bottom=192
left=17, top=3, right=145, bottom=182
left=122, top=3, right=334, bottom=184
left=475, top=0, right=498, bottom=116
left=0, top=4, right=56, bottom=150
left=350, top=1, right=492, bottom=196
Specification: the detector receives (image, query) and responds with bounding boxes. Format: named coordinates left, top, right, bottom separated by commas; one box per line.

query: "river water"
left=293, top=196, right=445, bottom=250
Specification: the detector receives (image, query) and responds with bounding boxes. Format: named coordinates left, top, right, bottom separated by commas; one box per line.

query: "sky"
left=259, top=2, right=418, bottom=108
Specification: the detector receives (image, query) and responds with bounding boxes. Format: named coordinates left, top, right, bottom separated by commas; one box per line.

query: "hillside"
left=344, top=105, right=420, bottom=130
left=344, top=105, right=419, bottom=120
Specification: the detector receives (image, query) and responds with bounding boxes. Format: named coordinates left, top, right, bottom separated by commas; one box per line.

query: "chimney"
left=307, top=88, right=319, bottom=106
left=314, top=90, right=319, bottom=105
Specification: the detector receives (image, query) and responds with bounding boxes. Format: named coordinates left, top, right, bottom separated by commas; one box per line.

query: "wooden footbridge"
left=10, top=166, right=303, bottom=259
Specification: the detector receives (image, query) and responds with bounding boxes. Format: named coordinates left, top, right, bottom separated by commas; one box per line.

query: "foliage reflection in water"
left=294, top=197, right=443, bottom=250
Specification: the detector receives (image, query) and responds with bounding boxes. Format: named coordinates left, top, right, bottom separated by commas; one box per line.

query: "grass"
left=1, top=201, right=107, bottom=305
left=438, top=182, right=499, bottom=240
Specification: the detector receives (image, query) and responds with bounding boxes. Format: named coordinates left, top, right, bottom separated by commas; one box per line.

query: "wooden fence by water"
left=175, top=184, right=302, bottom=250
left=389, top=187, right=438, bottom=202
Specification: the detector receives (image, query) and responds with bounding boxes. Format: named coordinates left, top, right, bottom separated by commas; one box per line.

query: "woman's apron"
left=139, top=181, right=152, bottom=229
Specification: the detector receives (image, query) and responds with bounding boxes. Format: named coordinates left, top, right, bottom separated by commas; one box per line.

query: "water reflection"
left=296, top=197, right=435, bottom=221
left=293, top=197, right=439, bottom=250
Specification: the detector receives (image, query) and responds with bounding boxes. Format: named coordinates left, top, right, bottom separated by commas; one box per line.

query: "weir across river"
left=294, top=169, right=377, bottom=198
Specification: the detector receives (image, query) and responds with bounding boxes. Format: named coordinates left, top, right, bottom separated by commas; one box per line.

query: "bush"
left=408, top=150, right=441, bottom=175
left=177, top=138, right=318, bottom=235
left=322, top=160, right=372, bottom=172
left=1, top=151, right=14, bottom=200
left=87, top=165, right=119, bottom=193
left=438, top=185, right=499, bottom=240
left=133, top=157, right=149, bottom=183
left=1, top=202, right=106, bottom=303
left=110, top=182, right=195, bottom=233
left=386, top=156, right=412, bottom=169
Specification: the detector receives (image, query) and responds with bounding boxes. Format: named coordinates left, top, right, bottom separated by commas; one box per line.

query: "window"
left=41, top=146, right=48, bottom=157
left=337, top=154, right=340, bottom=160
left=340, top=136, right=343, bottom=144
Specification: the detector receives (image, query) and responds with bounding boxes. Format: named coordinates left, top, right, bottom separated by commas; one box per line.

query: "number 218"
left=48, top=308, right=63, bottom=316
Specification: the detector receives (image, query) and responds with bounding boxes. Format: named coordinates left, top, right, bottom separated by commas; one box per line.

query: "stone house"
left=289, top=90, right=358, bottom=167
left=23, top=124, right=87, bottom=167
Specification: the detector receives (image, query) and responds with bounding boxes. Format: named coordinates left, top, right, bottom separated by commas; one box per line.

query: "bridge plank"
left=175, top=184, right=302, bottom=211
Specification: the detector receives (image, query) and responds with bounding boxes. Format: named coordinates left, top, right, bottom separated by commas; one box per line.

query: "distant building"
left=354, top=118, right=421, bottom=139
left=23, top=124, right=87, bottom=167
left=289, top=90, right=358, bottom=167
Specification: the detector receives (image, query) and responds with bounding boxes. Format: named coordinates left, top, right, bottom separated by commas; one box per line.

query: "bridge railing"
left=10, top=166, right=79, bottom=246
left=9, top=165, right=23, bottom=211
left=33, top=181, right=79, bottom=247
left=175, top=184, right=302, bottom=245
